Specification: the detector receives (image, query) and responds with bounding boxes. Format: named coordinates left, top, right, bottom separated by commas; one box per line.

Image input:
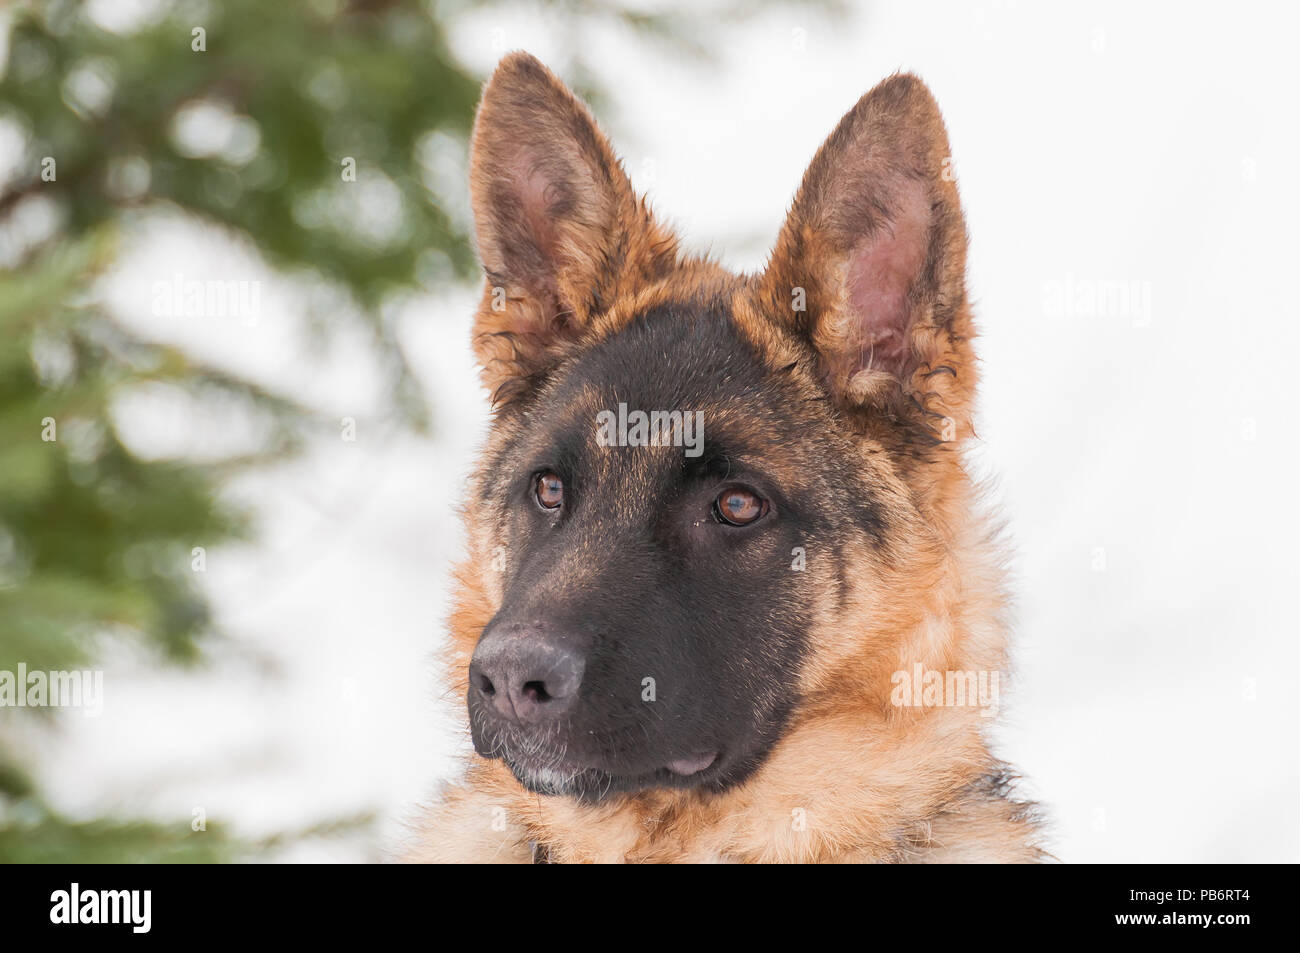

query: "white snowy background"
left=21, top=0, right=1300, bottom=862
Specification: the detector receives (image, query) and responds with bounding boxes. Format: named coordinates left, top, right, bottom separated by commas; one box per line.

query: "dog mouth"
left=469, top=694, right=727, bottom=798
left=501, top=747, right=722, bottom=798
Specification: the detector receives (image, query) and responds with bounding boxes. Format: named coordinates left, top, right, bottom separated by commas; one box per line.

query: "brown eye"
left=714, top=486, right=767, bottom=526
left=535, top=471, right=564, bottom=509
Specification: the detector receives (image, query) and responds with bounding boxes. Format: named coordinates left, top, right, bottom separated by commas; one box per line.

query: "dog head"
left=458, top=53, right=979, bottom=801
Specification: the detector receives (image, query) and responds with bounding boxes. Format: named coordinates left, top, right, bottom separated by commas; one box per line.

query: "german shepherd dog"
left=404, top=53, right=1045, bottom=862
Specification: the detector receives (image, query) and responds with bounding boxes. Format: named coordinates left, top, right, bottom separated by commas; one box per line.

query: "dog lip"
left=488, top=738, right=725, bottom=792
left=665, top=752, right=718, bottom=776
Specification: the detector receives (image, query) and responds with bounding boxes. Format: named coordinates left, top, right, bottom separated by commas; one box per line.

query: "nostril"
left=478, top=674, right=496, bottom=696
left=522, top=680, right=551, bottom=703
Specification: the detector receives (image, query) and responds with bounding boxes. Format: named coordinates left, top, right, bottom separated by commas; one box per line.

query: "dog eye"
left=535, top=471, right=564, bottom=509
left=714, top=486, right=767, bottom=526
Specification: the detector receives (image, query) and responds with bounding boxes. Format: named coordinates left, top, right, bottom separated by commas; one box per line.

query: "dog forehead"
left=561, top=305, right=772, bottom=412
left=540, top=309, right=835, bottom=478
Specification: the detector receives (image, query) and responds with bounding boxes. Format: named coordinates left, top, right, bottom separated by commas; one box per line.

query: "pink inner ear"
left=513, top=155, right=564, bottom=261
left=844, top=181, right=931, bottom=377
left=488, top=152, right=574, bottom=321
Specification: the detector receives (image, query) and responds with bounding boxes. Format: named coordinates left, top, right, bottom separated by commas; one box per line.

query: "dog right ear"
left=468, top=52, right=678, bottom=407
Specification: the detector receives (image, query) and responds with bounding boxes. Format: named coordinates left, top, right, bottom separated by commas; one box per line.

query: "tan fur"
left=399, top=54, right=1046, bottom=864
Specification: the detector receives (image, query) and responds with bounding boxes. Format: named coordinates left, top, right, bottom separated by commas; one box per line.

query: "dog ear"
left=469, top=52, right=678, bottom=407
left=759, top=74, right=973, bottom=441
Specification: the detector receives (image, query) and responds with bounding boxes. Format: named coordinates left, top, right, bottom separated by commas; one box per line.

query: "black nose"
left=469, top=622, right=586, bottom=724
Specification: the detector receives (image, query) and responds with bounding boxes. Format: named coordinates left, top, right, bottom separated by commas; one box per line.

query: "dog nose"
left=470, top=622, right=585, bottom=724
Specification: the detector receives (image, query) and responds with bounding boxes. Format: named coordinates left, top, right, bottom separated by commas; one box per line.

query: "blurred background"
left=1, top=0, right=1296, bottom=863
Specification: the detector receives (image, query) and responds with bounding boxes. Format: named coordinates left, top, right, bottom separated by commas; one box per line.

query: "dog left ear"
left=759, top=74, right=974, bottom=438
